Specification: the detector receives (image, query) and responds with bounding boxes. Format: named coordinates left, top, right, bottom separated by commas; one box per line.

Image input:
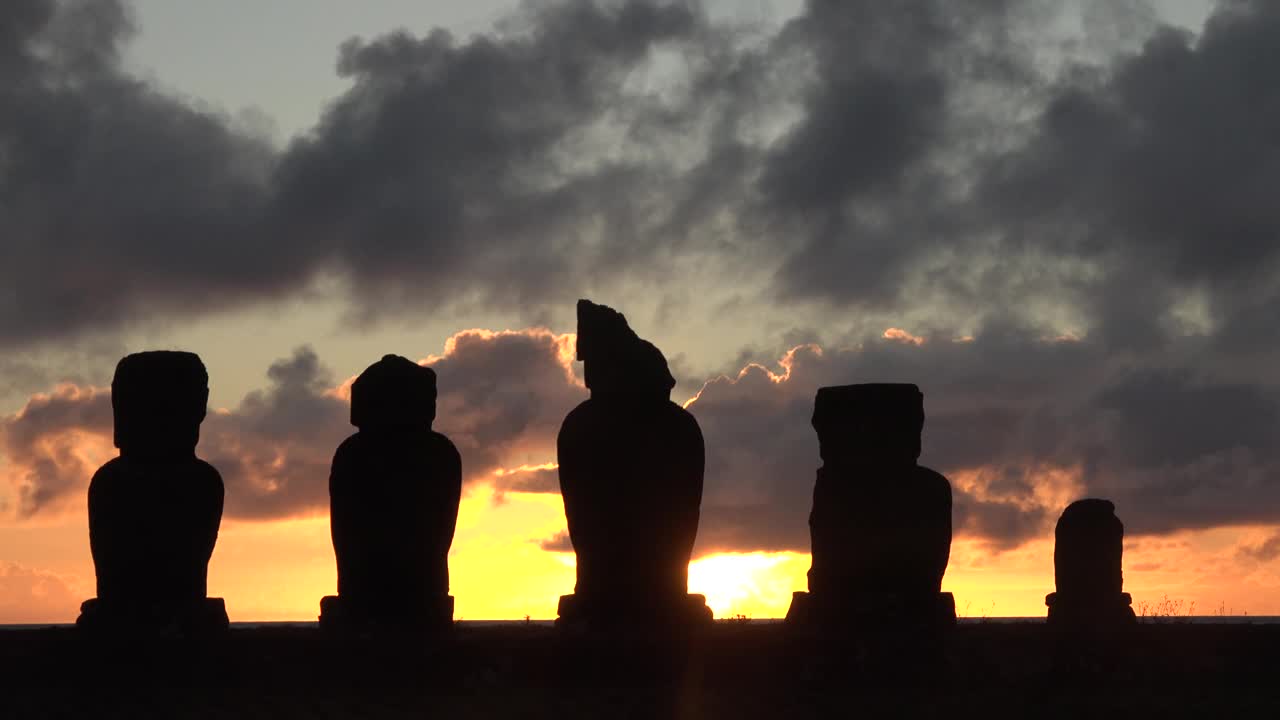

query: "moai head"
left=811, top=383, right=924, bottom=466
left=111, top=351, right=209, bottom=459
left=1054, top=498, right=1125, bottom=598
left=576, top=299, right=675, bottom=401
left=350, top=354, right=438, bottom=431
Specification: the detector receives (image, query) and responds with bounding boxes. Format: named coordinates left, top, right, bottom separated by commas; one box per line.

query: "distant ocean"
left=3, top=617, right=1279, bottom=631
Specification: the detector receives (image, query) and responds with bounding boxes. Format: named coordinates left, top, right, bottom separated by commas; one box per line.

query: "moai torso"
left=557, top=300, right=705, bottom=604
left=559, top=397, right=704, bottom=600
left=329, top=355, right=462, bottom=615
left=805, top=384, right=952, bottom=597
left=90, top=458, right=223, bottom=604
left=808, top=464, right=951, bottom=596
left=87, top=351, right=224, bottom=610
left=1055, top=499, right=1124, bottom=598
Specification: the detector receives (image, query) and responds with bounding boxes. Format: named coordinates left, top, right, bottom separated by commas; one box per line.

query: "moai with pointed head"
left=1046, top=499, right=1136, bottom=626
left=320, top=354, right=462, bottom=632
left=787, top=384, right=954, bottom=630
left=78, top=351, right=227, bottom=635
left=555, top=300, right=711, bottom=630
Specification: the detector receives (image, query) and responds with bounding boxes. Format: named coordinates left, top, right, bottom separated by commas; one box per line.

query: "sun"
left=687, top=552, right=811, bottom=619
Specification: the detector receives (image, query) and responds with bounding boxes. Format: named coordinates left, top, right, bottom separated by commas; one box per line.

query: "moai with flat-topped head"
left=78, top=351, right=228, bottom=635
left=320, top=354, right=461, bottom=633
left=1046, top=499, right=1136, bottom=626
left=787, top=384, right=954, bottom=630
left=555, top=300, right=711, bottom=630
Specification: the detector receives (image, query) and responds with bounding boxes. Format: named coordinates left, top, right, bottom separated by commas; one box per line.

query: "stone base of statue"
left=75, top=596, right=229, bottom=637
left=554, top=592, right=712, bottom=688
left=787, top=591, right=953, bottom=682
left=1045, top=591, right=1136, bottom=627
left=555, top=592, right=713, bottom=632
left=786, top=590, right=956, bottom=630
left=318, top=594, right=454, bottom=634
left=1045, top=591, right=1136, bottom=675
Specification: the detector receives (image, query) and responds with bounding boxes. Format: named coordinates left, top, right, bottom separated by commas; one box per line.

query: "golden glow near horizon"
left=4, top=483, right=1278, bottom=623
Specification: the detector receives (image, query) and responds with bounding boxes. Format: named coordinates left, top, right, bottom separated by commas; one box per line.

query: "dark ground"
left=1, top=621, right=1276, bottom=718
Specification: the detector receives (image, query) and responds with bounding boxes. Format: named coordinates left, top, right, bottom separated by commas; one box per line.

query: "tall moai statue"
left=1046, top=499, right=1136, bottom=626
left=78, top=351, right=228, bottom=635
left=787, top=384, right=955, bottom=630
left=555, top=300, right=711, bottom=629
left=320, top=355, right=462, bottom=632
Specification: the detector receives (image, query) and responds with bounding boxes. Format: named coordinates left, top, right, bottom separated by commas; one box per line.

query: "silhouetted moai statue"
left=1046, top=499, right=1136, bottom=626
left=555, top=300, right=711, bottom=630
left=787, top=384, right=955, bottom=634
left=78, top=351, right=228, bottom=635
left=320, top=355, right=461, bottom=633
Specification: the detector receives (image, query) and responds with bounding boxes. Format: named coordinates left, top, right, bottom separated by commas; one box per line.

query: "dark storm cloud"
left=979, top=0, right=1280, bottom=346
left=1, top=0, right=735, bottom=344
left=11, top=0, right=1270, bottom=342
left=757, top=0, right=1035, bottom=307
left=6, top=0, right=1280, bottom=347
left=273, top=0, right=730, bottom=315
left=0, top=0, right=1053, bottom=341
left=0, top=0, right=285, bottom=345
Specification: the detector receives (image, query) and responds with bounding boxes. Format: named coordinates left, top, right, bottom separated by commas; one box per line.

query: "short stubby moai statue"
left=1046, top=499, right=1136, bottom=627
left=79, top=351, right=228, bottom=635
left=555, top=300, right=711, bottom=630
left=320, top=355, right=462, bottom=632
left=787, top=384, right=955, bottom=630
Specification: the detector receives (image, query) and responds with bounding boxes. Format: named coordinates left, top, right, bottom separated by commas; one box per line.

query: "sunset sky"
left=4, top=0, right=1280, bottom=623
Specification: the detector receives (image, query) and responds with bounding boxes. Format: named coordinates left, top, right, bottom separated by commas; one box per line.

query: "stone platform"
left=785, top=590, right=957, bottom=629
left=2, top=621, right=1278, bottom=717
left=1045, top=591, right=1137, bottom=626
left=1, top=621, right=1277, bottom=717
left=555, top=592, right=713, bottom=630
left=318, top=594, right=455, bottom=633
left=75, top=597, right=229, bottom=637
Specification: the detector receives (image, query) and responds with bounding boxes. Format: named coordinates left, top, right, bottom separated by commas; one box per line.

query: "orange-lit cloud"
left=883, top=327, right=926, bottom=346
left=0, top=562, right=85, bottom=624
left=0, top=328, right=583, bottom=521
left=0, top=384, right=115, bottom=517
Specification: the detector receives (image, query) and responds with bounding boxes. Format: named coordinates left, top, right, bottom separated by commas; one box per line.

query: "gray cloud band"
left=0, top=330, right=584, bottom=520
left=3, top=327, right=1277, bottom=553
